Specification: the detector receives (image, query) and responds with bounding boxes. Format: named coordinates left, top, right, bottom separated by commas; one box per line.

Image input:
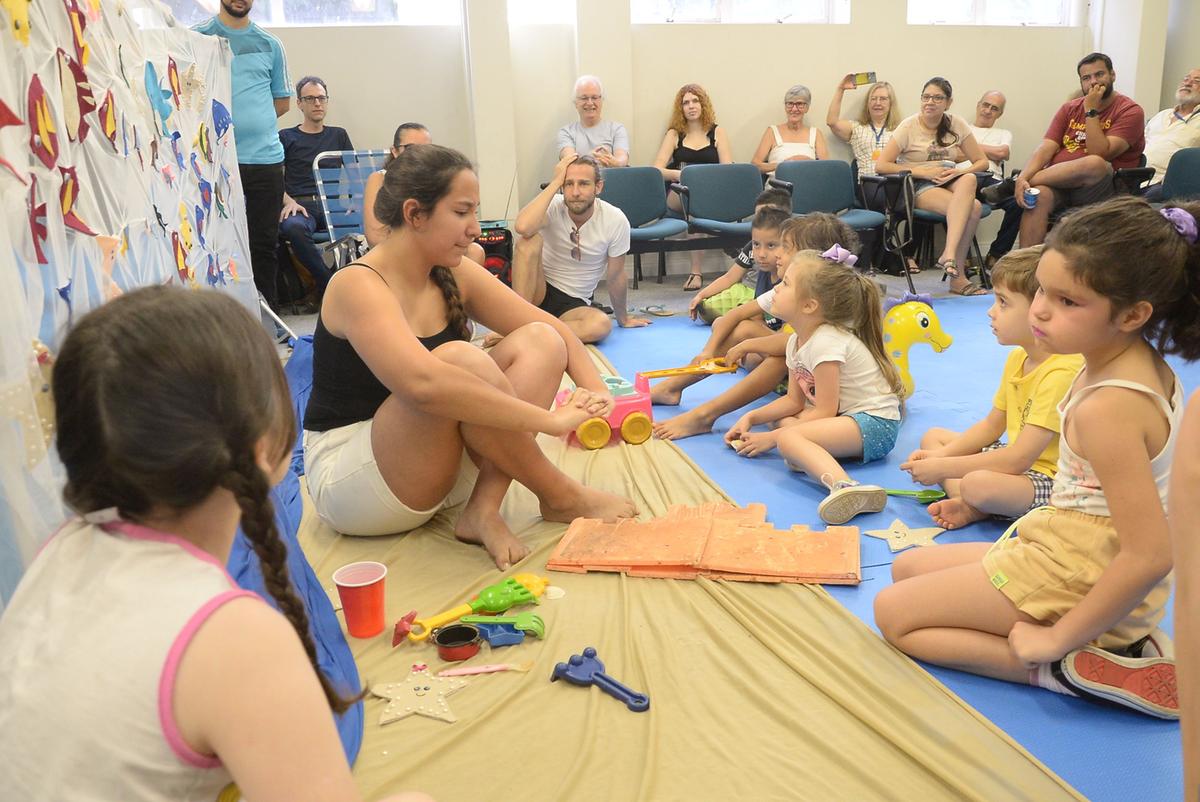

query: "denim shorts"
left=849, top=412, right=901, bottom=463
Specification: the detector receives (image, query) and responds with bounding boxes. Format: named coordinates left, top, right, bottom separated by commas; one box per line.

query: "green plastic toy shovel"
left=885, top=488, right=947, bottom=503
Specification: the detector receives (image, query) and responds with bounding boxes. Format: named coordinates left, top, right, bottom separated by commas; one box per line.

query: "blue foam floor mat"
left=596, top=296, right=1191, bottom=802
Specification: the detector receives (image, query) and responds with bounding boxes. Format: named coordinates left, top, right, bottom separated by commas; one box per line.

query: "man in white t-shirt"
left=512, top=154, right=647, bottom=343
left=1142, top=67, right=1200, bottom=202
left=556, top=76, right=629, bottom=168
left=967, top=91, right=1012, bottom=179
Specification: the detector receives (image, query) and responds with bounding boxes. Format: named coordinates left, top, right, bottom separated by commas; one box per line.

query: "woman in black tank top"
left=303, top=145, right=635, bottom=569
left=652, top=83, right=734, bottom=290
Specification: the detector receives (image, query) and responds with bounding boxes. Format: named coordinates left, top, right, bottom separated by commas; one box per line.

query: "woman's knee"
left=503, top=321, right=568, bottom=366
left=957, top=172, right=978, bottom=193
left=432, top=340, right=505, bottom=384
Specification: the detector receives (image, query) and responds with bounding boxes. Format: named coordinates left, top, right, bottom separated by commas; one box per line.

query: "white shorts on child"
left=304, top=419, right=478, bottom=536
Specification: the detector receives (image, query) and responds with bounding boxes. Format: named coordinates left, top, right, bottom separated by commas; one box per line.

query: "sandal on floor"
left=682, top=273, right=703, bottom=291
left=640, top=304, right=674, bottom=317
left=937, top=258, right=960, bottom=279
left=905, top=258, right=922, bottom=275
left=949, top=280, right=989, bottom=296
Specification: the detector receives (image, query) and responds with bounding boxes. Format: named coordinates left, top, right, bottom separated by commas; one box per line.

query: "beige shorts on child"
left=304, top=419, right=478, bottom=536
left=981, top=506, right=1170, bottom=650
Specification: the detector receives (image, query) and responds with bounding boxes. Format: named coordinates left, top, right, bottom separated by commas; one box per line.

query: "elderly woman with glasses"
left=876, top=76, right=990, bottom=295
left=750, top=84, right=829, bottom=176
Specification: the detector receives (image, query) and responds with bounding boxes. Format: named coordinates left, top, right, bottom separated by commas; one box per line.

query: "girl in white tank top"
left=875, top=198, right=1200, bottom=720
left=0, top=288, right=429, bottom=802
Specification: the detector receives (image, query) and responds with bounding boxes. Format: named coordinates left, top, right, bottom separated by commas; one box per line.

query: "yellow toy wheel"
left=576, top=417, right=611, bottom=450
left=620, top=412, right=652, bottom=445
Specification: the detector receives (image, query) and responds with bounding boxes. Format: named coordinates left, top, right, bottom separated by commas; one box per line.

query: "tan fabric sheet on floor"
left=296, top=357, right=1083, bottom=802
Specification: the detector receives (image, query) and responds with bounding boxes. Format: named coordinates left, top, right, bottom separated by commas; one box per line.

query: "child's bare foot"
left=481, top=331, right=504, bottom=349
left=455, top=502, right=530, bottom=570
left=928, top=497, right=988, bottom=529
left=650, top=382, right=682, bottom=406
left=541, top=484, right=637, bottom=524
left=652, top=409, right=716, bottom=440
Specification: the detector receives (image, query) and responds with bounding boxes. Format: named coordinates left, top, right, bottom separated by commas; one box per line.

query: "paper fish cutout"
left=152, top=204, right=167, bottom=234
left=0, top=99, right=26, bottom=181
left=133, top=125, right=143, bottom=169
left=177, top=202, right=193, bottom=251
left=117, top=44, right=130, bottom=87
left=59, top=166, right=96, bottom=235
left=194, top=204, right=206, bottom=248
left=148, top=136, right=157, bottom=169
left=63, top=0, right=88, bottom=64
left=97, top=90, right=117, bottom=148
left=96, top=235, right=120, bottom=297
left=214, top=182, right=228, bottom=218
left=27, top=75, right=58, bottom=169
left=171, top=231, right=191, bottom=283
left=56, top=47, right=96, bottom=143
left=189, top=151, right=203, bottom=181
left=160, top=164, right=175, bottom=188
left=57, top=280, right=73, bottom=326
left=211, top=98, right=231, bottom=140
left=28, top=180, right=47, bottom=263
left=193, top=121, right=211, bottom=163
left=205, top=254, right=223, bottom=286
left=167, top=57, right=181, bottom=109
left=227, top=257, right=238, bottom=280
left=143, top=61, right=173, bottom=134
left=198, top=178, right=212, bottom=214
left=2, top=0, right=32, bottom=46
left=169, top=130, right=184, bottom=171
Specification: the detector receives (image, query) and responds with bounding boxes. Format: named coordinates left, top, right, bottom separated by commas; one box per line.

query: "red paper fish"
left=167, top=57, right=180, bottom=109
left=0, top=99, right=26, bottom=181
left=63, top=0, right=88, bottom=65
left=27, top=75, right=58, bottom=169
left=56, top=48, right=95, bottom=143
left=59, top=165, right=96, bottom=235
left=28, top=180, right=47, bottom=264
left=97, top=89, right=117, bottom=148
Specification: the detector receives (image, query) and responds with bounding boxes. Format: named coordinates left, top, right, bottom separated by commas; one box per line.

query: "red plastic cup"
left=332, top=561, right=387, bottom=638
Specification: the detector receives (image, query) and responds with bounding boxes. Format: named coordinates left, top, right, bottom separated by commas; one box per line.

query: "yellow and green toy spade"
left=406, top=574, right=548, bottom=643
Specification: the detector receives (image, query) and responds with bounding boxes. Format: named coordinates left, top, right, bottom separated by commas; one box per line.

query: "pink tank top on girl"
left=0, top=516, right=259, bottom=801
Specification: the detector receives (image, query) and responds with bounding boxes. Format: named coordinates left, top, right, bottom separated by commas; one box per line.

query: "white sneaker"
left=818, top=476, right=887, bottom=525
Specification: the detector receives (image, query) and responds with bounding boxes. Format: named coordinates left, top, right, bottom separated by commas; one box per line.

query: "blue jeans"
left=277, top=199, right=332, bottom=291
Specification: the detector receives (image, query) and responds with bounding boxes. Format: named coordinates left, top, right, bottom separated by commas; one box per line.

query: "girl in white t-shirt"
left=725, top=248, right=906, bottom=524
left=0, top=287, right=431, bottom=802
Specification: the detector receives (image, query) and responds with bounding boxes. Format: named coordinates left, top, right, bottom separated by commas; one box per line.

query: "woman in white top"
left=826, top=75, right=901, bottom=178
left=876, top=77, right=991, bottom=295
left=751, top=85, right=828, bottom=175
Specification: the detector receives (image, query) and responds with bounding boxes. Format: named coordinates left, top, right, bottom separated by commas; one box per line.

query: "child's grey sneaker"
left=818, top=478, right=887, bottom=525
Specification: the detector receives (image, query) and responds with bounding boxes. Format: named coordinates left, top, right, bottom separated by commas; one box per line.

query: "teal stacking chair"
left=675, top=163, right=763, bottom=240
left=600, top=166, right=688, bottom=286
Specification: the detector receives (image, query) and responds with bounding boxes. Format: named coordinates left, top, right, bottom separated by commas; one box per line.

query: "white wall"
left=266, top=0, right=1181, bottom=270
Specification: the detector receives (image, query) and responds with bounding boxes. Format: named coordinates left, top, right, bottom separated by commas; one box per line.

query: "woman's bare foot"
left=649, top=382, right=683, bottom=406
left=481, top=332, right=504, bottom=349
left=541, top=484, right=637, bottom=524
left=928, top=497, right=988, bottom=530
left=455, top=502, right=530, bottom=570
left=652, top=409, right=716, bottom=440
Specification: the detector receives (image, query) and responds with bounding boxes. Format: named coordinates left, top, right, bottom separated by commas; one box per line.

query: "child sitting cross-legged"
left=900, top=246, right=1084, bottom=529
left=723, top=246, right=906, bottom=524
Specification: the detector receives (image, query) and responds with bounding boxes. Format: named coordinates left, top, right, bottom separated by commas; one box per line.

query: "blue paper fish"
left=143, top=61, right=173, bottom=134
left=205, top=254, right=224, bottom=286
left=211, top=98, right=231, bottom=140
left=169, top=130, right=184, bottom=171
left=198, top=178, right=212, bottom=214
left=194, top=204, right=206, bottom=248
left=189, top=151, right=203, bottom=181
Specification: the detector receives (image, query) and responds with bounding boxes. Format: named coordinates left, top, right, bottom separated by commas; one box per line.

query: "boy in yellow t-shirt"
left=900, top=246, right=1084, bottom=529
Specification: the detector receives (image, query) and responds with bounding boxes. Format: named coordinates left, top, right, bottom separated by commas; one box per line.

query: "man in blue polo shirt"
left=277, top=75, right=353, bottom=298
left=194, top=0, right=291, bottom=309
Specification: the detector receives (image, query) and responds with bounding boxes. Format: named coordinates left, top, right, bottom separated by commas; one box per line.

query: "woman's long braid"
left=223, top=453, right=362, bottom=714
left=431, top=265, right=471, bottom=341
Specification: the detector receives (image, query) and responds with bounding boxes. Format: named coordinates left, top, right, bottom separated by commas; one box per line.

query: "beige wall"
left=1163, top=0, right=1200, bottom=109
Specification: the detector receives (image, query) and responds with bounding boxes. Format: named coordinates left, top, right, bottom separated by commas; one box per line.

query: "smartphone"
left=853, top=71, right=877, bottom=87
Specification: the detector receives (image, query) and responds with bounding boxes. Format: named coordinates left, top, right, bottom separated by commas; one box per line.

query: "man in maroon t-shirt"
left=982, top=52, right=1145, bottom=247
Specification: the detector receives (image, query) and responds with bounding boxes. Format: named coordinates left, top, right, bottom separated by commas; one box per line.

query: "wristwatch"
left=1085, top=109, right=1101, bottom=118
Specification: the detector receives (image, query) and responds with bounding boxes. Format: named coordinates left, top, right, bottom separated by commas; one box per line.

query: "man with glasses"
left=511, top=154, right=646, bottom=344
left=193, top=0, right=292, bottom=309
left=556, top=75, right=629, bottom=168
left=1142, top=67, right=1200, bottom=202
left=982, top=52, right=1144, bottom=247
left=277, top=75, right=353, bottom=301
left=958, top=90, right=1018, bottom=269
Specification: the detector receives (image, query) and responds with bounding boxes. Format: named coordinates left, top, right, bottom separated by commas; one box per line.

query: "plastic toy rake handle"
left=591, top=672, right=650, bottom=712
left=407, top=602, right=473, bottom=642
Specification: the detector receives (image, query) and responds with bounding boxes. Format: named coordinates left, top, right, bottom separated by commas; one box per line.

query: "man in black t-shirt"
left=278, top=75, right=353, bottom=294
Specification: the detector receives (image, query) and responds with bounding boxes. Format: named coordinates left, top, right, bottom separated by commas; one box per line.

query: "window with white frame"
left=906, top=0, right=1079, bottom=26
left=632, top=0, right=850, bottom=24
left=164, top=0, right=461, bottom=27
